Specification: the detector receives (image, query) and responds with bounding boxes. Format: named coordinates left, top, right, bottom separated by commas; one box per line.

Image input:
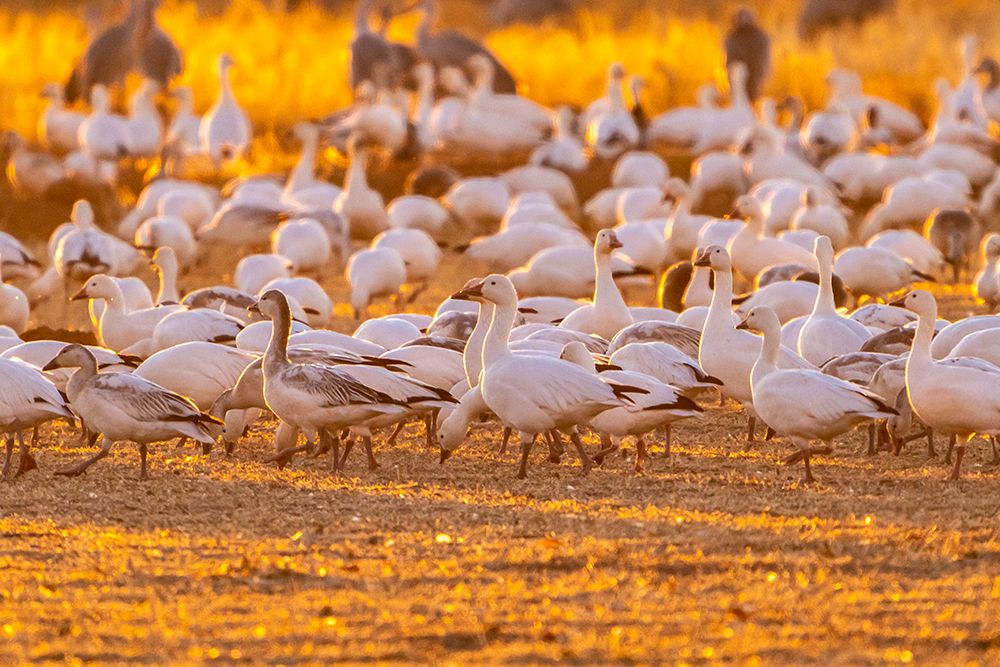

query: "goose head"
left=733, top=194, right=764, bottom=221
left=292, top=121, right=319, bottom=144
left=70, top=274, right=117, bottom=301
left=735, top=305, right=780, bottom=336
left=733, top=7, right=757, bottom=28
left=151, top=246, right=178, bottom=277
left=171, top=85, right=193, bottom=107
left=594, top=229, right=623, bottom=255
left=248, top=288, right=290, bottom=322
left=450, top=276, right=487, bottom=303
left=218, top=53, right=235, bottom=73
left=693, top=245, right=732, bottom=272
left=980, top=233, right=1000, bottom=261
left=40, top=83, right=64, bottom=102
left=71, top=200, right=96, bottom=228
left=608, top=62, right=625, bottom=83
left=42, top=343, right=96, bottom=371
left=89, top=84, right=110, bottom=113
left=812, top=234, right=834, bottom=266
left=975, top=58, right=1000, bottom=90
left=457, top=274, right=518, bottom=308
left=892, top=290, right=938, bottom=320
left=559, top=340, right=595, bottom=370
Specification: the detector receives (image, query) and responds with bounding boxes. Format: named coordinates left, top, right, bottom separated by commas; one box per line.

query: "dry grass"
left=2, top=254, right=1000, bottom=664
left=1, top=0, right=999, bottom=148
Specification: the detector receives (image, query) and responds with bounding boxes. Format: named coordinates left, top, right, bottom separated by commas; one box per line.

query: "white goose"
left=0, top=254, right=29, bottom=334
left=530, top=107, right=589, bottom=173
left=728, top=195, right=817, bottom=281
left=271, top=219, right=331, bottom=274
left=586, top=63, right=640, bottom=160
left=696, top=246, right=814, bottom=441
left=372, top=228, right=442, bottom=299
left=165, top=86, right=202, bottom=156
left=346, top=247, right=406, bottom=321
left=0, top=232, right=40, bottom=281
left=834, top=246, right=932, bottom=301
left=134, top=211, right=197, bottom=268
left=738, top=306, right=896, bottom=483
left=459, top=274, right=642, bottom=478
left=260, top=276, right=332, bottom=326
left=135, top=342, right=256, bottom=412
left=334, top=136, right=389, bottom=240
left=200, top=53, right=251, bottom=165
left=508, top=245, right=644, bottom=299
left=72, top=275, right=182, bottom=353
left=282, top=122, right=341, bottom=210
left=559, top=230, right=634, bottom=339
left=234, top=254, right=294, bottom=296
left=465, top=223, right=589, bottom=272
left=44, top=345, right=221, bottom=480
left=78, top=84, right=129, bottom=162
left=125, top=79, right=164, bottom=159
left=38, top=83, right=84, bottom=153
left=896, top=290, right=1000, bottom=479
left=796, top=236, right=872, bottom=365
left=974, top=233, right=1000, bottom=308
left=0, top=357, right=73, bottom=478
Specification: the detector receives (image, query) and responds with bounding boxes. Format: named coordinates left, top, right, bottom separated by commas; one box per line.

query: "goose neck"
left=908, top=310, right=936, bottom=370
left=289, top=132, right=318, bottom=190
left=464, top=301, right=493, bottom=386
left=482, top=300, right=516, bottom=371
left=813, top=252, right=836, bottom=314
left=263, top=305, right=291, bottom=369
left=156, top=265, right=180, bottom=304
left=753, top=321, right=780, bottom=379
left=706, top=265, right=734, bottom=331
left=345, top=147, right=367, bottom=192
left=67, top=357, right=98, bottom=403
left=593, top=250, right=625, bottom=311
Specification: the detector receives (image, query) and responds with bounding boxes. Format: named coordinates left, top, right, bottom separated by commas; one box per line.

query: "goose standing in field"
left=200, top=53, right=251, bottom=166
left=373, top=228, right=442, bottom=302
left=738, top=306, right=896, bottom=483
left=271, top=219, right=331, bottom=274
left=797, top=236, right=871, bottom=365
left=697, top=246, right=813, bottom=441
left=39, top=83, right=84, bottom=153
left=450, top=275, right=643, bottom=478
left=78, top=85, right=130, bottom=163
left=282, top=122, right=341, bottom=210
left=165, top=86, right=202, bottom=156
left=866, top=230, right=946, bottom=279
left=72, top=274, right=182, bottom=353
left=559, top=230, right=634, bottom=339
left=728, top=195, right=817, bottom=281
left=334, top=136, right=389, bottom=240
left=834, top=246, right=933, bottom=302
left=0, top=254, right=29, bottom=335
left=251, top=290, right=400, bottom=472
left=125, top=79, right=164, bottom=159
left=260, top=276, right=332, bottom=326
left=974, top=233, right=1000, bottom=309
left=349, top=0, right=410, bottom=90
left=788, top=188, right=850, bottom=249
left=560, top=341, right=702, bottom=473
left=923, top=208, right=980, bottom=282
left=234, top=254, right=295, bottom=296
left=134, top=210, right=197, bottom=269
left=347, top=247, right=407, bottom=321
left=895, top=290, right=1000, bottom=479
left=53, top=201, right=116, bottom=289
left=44, top=344, right=220, bottom=481
left=724, top=8, right=771, bottom=102
left=692, top=63, right=755, bottom=154
left=0, top=357, right=73, bottom=478
left=134, top=342, right=255, bottom=412
left=586, top=63, right=641, bottom=160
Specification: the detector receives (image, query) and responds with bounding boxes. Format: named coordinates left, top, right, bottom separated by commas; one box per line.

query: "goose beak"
left=735, top=317, right=751, bottom=331
left=69, top=286, right=90, bottom=301
left=439, top=447, right=453, bottom=464
left=693, top=250, right=712, bottom=267
left=451, top=281, right=483, bottom=300
left=889, top=296, right=908, bottom=308
left=42, top=358, right=60, bottom=371
left=607, top=234, right=624, bottom=250
left=247, top=302, right=262, bottom=316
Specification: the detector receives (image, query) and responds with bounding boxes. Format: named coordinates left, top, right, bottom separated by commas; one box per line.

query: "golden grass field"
left=2, top=1, right=1000, bottom=664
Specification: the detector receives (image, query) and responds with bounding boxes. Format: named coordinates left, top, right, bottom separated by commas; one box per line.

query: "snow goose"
left=346, top=247, right=406, bottom=321
left=465, top=223, right=589, bottom=272
left=134, top=211, right=197, bottom=268
left=834, top=246, right=932, bottom=302
left=947, top=327, right=1000, bottom=369
left=738, top=306, right=896, bottom=483
left=799, top=103, right=857, bottom=164
left=825, top=69, right=923, bottom=143
left=696, top=246, right=813, bottom=441
left=165, top=86, right=202, bottom=156
left=271, top=219, right=331, bottom=274
left=849, top=303, right=916, bottom=332
left=135, top=342, right=255, bottom=411
left=334, top=136, right=389, bottom=240
left=728, top=195, right=817, bottom=281
left=125, top=79, right=163, bottom=158
left=733, top=280, right=818, bottom=324
left=692, top=63, right=755, bottom=154
left=453, top=274, right=641, bottom=477
left=260, top=276, right=332, bottom=327
left=441, top=177, right=510, bottom=230
left=609, top=342, right=721, bottom=396
left=38, top=83, right=84, bottom=153
left=788, top=188, right=849, bottom=248
left=559, top=230, right=634, bottom=340
left=0, top=232, right=40, bottom=281
left=354, top=318, right=423, bottom=350
left=250, top=290, right=397, bottom=472
left=530, top=107, right=588, bottom=174
left=373, top=228, right=442, bottom=300
left=118, top=179, right=217, bottom=239
left=282, top=123, right=341, bottom=210
left=200, top=53, right=251, bottom=165
left=78, top=84, right=129, bottom=162
left=895, top=290, right=1000, bottom=479
left=147, top=308, right=244, bottom=355
left=560, top=342, right=702, bottom=472
left=859, top=173, right=971, bottom=240
left=586, top=63, right=640, bottom=160
left=796, top=236, right=872, bottom=365
left=500, top=166, right=579, bottom=218
left=234, top=254, right=294, bottom=296
left=44, top=345, right=221, bottom=480
left=647, top=83, right=718, bottom=147
left=929, top=315, right=1000, bottom=359
left=87, top=276, right=154, bottom=331
left=387, top=195, right=451, bottom=239
left=508, top=245, right=645, bottom=299
left=53, top=201, right=119, bottom=290
left=923, top=208, right=980, bottom=282
left=612, top=151, right=670, bottom=189
left=974, top=234, right=1000, bottom=309
left=0, top=357, right=73, bottom=478
left=72, top=275, right=182, bottom=353
left=195, top=201, right=285, bottom=249
left=867, top=230, right=946, bottom=279
left=612, top=221, right=667, bottom=274
left=4, top=130, right=68, bottom=193
left=0, top=255, right=29, bottom=334
left=741, top=126, right=829, bottom=188
left=608, top=320, right=700, bottom=358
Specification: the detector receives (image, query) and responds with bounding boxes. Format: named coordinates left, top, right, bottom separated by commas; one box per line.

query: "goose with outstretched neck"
left=559, top=229, right=634, bottom=340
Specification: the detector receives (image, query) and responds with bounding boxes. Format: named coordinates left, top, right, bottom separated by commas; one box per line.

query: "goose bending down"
left=974, top=234, right=1000, bottom=309
left=78, top=85, right=129, bottom=162
left=45, top=344, right=221, bottom=480
left=923, top=208, right=980, bottom=282
left=132, top=342, right=255, bottom=413
left=334, top=137, right=389, bottom=240
left=0, top=357, right=73, bottom=478
left=450, top=275, right=644, bottom=478
left=125, top=79, right=164, bottom=158
left=271, top=219, right=331, bottom=274
left=559, top=230, right=634, bottom=339
left=696, top=246, right=813, bottom=441
left=728, top=195, right=817, bottom=281
left=347, top=247, right=407, bottom=321
left=560, top=341, right=703, bottom=472
left=235, top=254, right=294, bottom=296
left=373, top=228, right=442, bottom=300
left=796, top=236, right=871, bottom=365
left=609, top=342, right=721, bottom=395
left=896, top=290, right=1000, bottom=479
left=147, top=308, right=245, bottom=356
left=834, top=246, right=932, bottom=301
left=738, top=306, right=896, bottom=483
left=200, top=54, right=251, bottom=165
left=250, top=290, right=401, bottom=472
left=0, top=254, right=29, bottom=334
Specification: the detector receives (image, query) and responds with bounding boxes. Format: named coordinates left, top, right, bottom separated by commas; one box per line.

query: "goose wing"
left=279, top=363, right=398, bottom=408
left=91, top=373, right=213, bottom=424
left=768, top=370, right=894, bottom=423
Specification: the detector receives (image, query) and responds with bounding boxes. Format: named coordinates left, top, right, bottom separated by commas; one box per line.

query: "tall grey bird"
left=64, top=0, right=182, bottom=104
left=724, top=8, right=770, bottom=102
left=415, top=0, right=516, bottom=94
left=349, top=0, right=418, bottom=92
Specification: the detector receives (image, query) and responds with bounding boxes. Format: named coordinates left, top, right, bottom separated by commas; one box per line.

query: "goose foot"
left=516, top=434, right=536, bottom=479
left=14, top=450, right=37, bottom=478
left=363, top=436, right=379, bottom=471
left=224, top=439, right=236, bottom=455
left=764, top=427, right=776, bottom=441
left=311, top=435, right=331, bottom=457
left=945, top=435, right=956, bottom=464
left=201, top=441, right=212, bottom=456
left=634, top=437, right=647, bottom=475
left=56, top=438, right=112, bottom=478
left=174, top=436, right=188, bottom=450
left=0, top=436, right=13, bottom=480
left=569, top=431, right=592, bottom=476
left=337, top=437, right=354, bottom=467
left=386, top=421, right=405, bottom=447
left=545, top=430, right=564, bottom=463
left=327, top=431, right=342, bottom=475
left=948, top=446, right=965, bottom=481
left=265, top=444, right=309, bottom=470
left=592, top=435, right=616, bottom=466
left=663, top=424, right=672, bottom=458
left=498, top=427, right=511, bottom=456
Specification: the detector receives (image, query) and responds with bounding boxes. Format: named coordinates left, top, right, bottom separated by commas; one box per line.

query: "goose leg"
left=945, top=435, right=956, bottom=464
left=363, top=435, right=379, bottom=470
left=634, top=436, right=647, bottom=475
left=31, top=427, right=38, bottom=448
left=265, top=437, right=311, bottom=469
left=547, top=429, right=564, bottom=463
left=329, top=431, right=342, bottom=474
left=139, top=443, right=149, bottom=481
left=746, top=416, right=757, bottom=444
left=173, top=436, right=187, bottom=450
left=926, top=428, right=936, bottom=458
left=948, top=443, right=966, bottom=481
left=516, top=433, right=537, bottom=479
left=990, top=437, right=1000, bottom=466
left=386, top=421, right=405, bottom=447
left=867, top=424, right=877, bottom=455
left=498, top=427, right=511, bottom=456
left=663, top=424, right=672, bottom=458
left=338, top=436, right=355, bottom=467
left=14, top=431, right=37, bottom=478
left=568, top=430, right=592, bottom=476
left=1, top=434, right=13, bottom=479
left=593, top=435, right=616, bottom=466
left=56, top=437, right=113, bottom=477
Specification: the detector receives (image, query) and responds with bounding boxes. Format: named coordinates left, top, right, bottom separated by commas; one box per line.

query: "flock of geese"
left=4, top=2, right=1000, bottom=485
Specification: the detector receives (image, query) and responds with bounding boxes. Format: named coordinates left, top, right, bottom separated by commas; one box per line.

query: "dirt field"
left=1, top=248, right=999, bottom=665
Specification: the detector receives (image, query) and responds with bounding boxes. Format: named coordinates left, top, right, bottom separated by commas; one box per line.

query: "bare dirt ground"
left=2, top=246, right=999, bottom=665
